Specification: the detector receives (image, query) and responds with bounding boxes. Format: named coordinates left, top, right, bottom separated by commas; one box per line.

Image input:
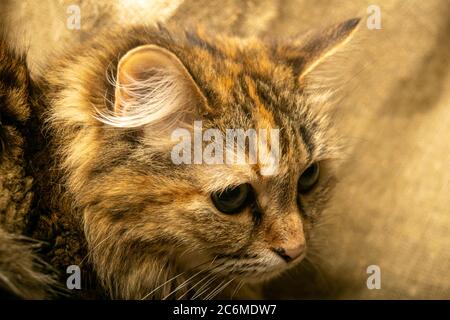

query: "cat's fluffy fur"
left=1, top=19, right=359, bottom=299
left=0, top=34, right=57, bottom=299
left=41, top=20, right=358, bottom=299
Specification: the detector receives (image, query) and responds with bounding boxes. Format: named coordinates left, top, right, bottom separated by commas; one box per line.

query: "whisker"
left=141, top=256, right=222, bottom=300
left=141, top=271, right=186, bottom=300
left=177, top=254, right=221, bottom=300
left=231, top=280, right=245, bottom=299
left=192, top=274, right=219, bottom=300
left=207, top=277, right=236, bottom=300
left=178, top=272, right=213, bottom=300
left=203, top=278, right=227, bottom=300
left=162, top=267, right=206, bottom=300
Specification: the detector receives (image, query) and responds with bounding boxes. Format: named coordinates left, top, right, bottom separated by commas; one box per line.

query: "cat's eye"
left=298, top=162, right=320, bottom=194
left=211, top=184, right=252, bottom=214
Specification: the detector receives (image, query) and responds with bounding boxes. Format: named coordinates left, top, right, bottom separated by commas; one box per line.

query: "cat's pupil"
left=211, top=184, right=251, bottom=214
left=298, top=162, right=320, bottom=194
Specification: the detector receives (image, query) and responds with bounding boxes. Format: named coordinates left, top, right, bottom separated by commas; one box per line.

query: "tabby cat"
left=1, top=18, right=360, bottom=299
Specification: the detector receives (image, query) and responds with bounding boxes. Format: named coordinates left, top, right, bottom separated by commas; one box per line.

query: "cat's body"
left=0, top=34, right=58, bottom=299
left=0, top=19, right=359, bottom=299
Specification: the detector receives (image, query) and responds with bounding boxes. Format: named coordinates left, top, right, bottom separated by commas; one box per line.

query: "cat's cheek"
left=178, top=206, right=252, bottom=247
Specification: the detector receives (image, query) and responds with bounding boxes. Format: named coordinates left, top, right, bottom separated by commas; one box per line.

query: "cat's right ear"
left=275, top=18, right=361, bottom=83
left=98, top=45, right=208, bottom=128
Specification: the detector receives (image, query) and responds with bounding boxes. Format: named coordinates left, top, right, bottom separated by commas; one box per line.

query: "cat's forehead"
left=179, top=33, right=311, bottom=133
left=182, top=34, right=300, bottom=104
left=177, top=35, right=321, bottom=181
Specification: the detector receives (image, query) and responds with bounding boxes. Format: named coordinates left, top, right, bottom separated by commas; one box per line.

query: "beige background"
left=2, top=0, right=449, bottom=299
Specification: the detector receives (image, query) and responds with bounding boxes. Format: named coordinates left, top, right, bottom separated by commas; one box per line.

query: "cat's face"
left=49, top=19, right=359, bottom=298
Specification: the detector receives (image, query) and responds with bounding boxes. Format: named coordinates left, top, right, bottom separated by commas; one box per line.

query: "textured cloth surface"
left=1, top=0, right=449, bottom=299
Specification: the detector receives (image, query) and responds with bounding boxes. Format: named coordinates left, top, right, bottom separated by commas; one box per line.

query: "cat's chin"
left=248, top=253, right=307, bottom=283
left=244, top=267, right=291, bottom=283
left=242, top=271, right=284, bottom=284
left=173, top=247, right=306, bottom=289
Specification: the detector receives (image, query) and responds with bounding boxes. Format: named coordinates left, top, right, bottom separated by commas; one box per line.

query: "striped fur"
left=40, top=20, right=359, bottom=299
left=0, top=35, right=58, bottom=299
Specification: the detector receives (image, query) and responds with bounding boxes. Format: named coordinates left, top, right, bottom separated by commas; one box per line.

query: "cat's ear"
left=101, top=44, right=208, bottom=128
left=276, top=18, right=361, bottom=82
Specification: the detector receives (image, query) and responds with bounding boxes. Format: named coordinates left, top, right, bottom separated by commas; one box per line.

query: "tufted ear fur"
left=275, top=18, right=361, bottom=82
left=97, top=44, right=208, bottom=129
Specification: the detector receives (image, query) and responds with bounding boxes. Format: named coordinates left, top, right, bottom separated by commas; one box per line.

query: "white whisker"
left=162, top=267, right=205, bottom=300
left=206, top=277, right=236, bottom=300
left=192, top=274, right=219, bottom=300
left=140, top=271, right=185, bottom=300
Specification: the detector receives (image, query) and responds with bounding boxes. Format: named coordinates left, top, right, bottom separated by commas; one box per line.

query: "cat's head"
left=49, top=18, right=360, bottom=298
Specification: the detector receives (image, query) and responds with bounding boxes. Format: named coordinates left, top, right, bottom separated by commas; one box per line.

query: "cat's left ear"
left=275, top=18, right=361, bottom=82
left=99, top=44, right=209, bottom=128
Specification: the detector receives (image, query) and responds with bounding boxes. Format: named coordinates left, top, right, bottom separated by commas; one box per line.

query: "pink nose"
left=272, top=243, right=305, bottom=262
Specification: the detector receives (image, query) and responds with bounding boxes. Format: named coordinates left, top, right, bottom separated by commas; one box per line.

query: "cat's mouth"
left=208, top=249, right=307, bottom=282
left=176, top=246, right=307, bottom=286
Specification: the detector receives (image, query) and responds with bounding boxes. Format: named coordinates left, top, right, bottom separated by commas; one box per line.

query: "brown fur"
left=35, top=20, right=358, bottom=299
left=0, top=17, right=359, bottom=299
left=0, top=34, right=59, bottom=299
